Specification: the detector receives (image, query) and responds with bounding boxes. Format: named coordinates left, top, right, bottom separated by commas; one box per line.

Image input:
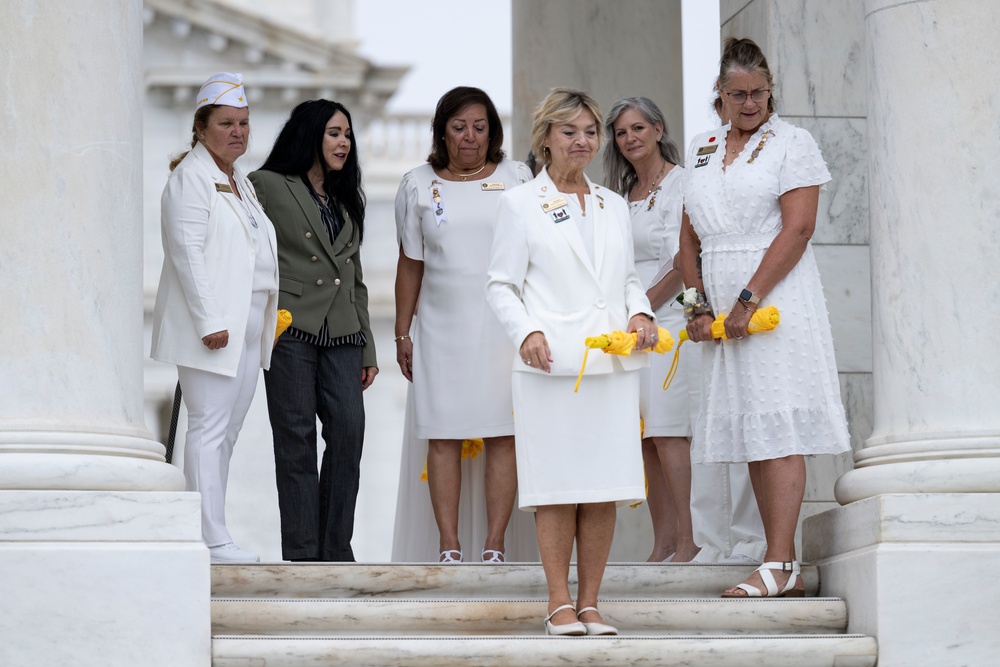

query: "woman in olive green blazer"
left=249, top=99, right=376, bottom=562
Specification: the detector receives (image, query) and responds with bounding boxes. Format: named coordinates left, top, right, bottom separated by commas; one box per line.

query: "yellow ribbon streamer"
left=274, top=309, right=293, bottom=342
left=574, top=327, right=674, bottom=392
left=662, top=305, right=781, bottom=390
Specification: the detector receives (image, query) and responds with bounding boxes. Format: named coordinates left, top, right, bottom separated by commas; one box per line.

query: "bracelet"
left=394, top=335, right=410, bottom=342
left=683, top=291, right=713, bottom=323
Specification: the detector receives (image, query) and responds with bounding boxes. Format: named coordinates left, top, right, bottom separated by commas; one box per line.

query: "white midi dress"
left=390, top=160, right=539, bottom=561
left=682, top=116, right=851, bottom=463
left=628, top=166, right=698, bottom=437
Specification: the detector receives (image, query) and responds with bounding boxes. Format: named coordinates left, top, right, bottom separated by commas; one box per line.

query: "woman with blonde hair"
left=487, top=88, right=653, bottom=635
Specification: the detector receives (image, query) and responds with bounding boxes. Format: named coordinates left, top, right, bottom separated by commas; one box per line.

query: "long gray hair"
left=602, top=97, right=682, bottom=197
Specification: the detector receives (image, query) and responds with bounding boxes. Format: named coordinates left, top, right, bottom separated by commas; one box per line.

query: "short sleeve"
left=512, top=160, right=533, bottom=184
left=393, top=170, right=424, bottom=261
left=778, top=126, right=832, bottom=195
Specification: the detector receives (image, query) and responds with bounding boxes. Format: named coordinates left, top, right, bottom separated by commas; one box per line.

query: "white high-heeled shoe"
left=544, top=604, right=586, bottom=636
left=481, top=549, right=505, bottom=563
left=439, top=549, right=462, bottom=563
left=577, top=606, right=618, bottom=635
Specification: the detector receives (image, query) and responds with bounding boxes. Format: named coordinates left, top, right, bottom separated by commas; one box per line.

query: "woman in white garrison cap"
left=151, top=73, right=280, bottom=563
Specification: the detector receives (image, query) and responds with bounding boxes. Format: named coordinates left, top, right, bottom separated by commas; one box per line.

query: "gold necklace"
left=446, top=162, right=487, bottom=181
left=641, top=160, right=667, bottom=195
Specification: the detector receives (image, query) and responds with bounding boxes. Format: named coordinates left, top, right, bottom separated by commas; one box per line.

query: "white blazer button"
left=310, top=256, right=318, bottom=262
left=596, top=298, right=607, bottom=308
left=316, top=279, right=324, bottom=286
left=305, top=232, right=313, bottom=238
left=347, top=241, right=353, bottom=247
left=334, top=278, right=342, bottom=286
left=346, top=258, right=351, bottom=264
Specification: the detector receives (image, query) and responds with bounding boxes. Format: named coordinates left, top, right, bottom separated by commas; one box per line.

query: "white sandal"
left=439, top=549, right=463, bottom=563
left=481, top=549, right=505, bottom=563
left=722, top=560, right=804, bottom=598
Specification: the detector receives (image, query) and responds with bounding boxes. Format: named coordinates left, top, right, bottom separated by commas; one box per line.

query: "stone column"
left=805, top=2, right=1000, bottom=665
left=0, top=2, right=207, bottom=665
left=833, top=0, right=1000, bottom=504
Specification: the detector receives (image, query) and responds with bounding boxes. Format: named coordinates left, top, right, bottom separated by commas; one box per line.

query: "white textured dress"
left=682, top=116, right=850, bottom=463
left=390, top=159, right=538, bottom=561
left=628, top=166, right=697, bottom=437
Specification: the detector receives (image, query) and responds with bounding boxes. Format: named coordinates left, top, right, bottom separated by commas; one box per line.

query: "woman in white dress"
left=678, top=38, right=851, bottom=598
left=487, top=88, right=653, bottom=636
left=391, top=87, right=535, bottom=563
left=604, top=97, right=698, bottom=564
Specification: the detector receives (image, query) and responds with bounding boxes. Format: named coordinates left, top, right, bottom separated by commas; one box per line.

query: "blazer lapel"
left=589, top=178, right=608, bottom=280
left=287, top=175, right=337, bottom=258
left=535, top=169, right=599, bottom=282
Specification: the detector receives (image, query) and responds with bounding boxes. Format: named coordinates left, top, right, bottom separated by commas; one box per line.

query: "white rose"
left=682, top=287, right=699, bottom=306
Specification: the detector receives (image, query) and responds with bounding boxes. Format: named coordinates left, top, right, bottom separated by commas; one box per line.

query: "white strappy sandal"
left=481, top=549, right=505, bottom=563
left=439, top=549, right=463, bottom=563
left=722, top=560, right=804, bottom=598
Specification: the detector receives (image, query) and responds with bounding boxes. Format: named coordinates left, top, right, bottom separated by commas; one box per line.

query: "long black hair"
left=260, top=99, right=366, bottom=242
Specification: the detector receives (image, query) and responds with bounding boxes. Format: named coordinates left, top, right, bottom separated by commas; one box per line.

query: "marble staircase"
left=211, top=563, right=877, bottom=666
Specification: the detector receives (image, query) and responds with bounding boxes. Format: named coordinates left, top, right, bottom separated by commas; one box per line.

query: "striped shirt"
left=287, top=181, right=366, bottom=349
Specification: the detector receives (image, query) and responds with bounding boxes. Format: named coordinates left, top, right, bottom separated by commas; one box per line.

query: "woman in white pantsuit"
left=487, top=88, right=653, bottom=636
left=151, top=73, right=279, bottom=564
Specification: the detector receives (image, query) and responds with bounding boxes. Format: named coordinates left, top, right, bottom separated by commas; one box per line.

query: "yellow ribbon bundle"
left=275, top=309, right=293, bottom=342
left=574, top=326, right=674, bottom=392
left=662, top=305, right=781, bottom=390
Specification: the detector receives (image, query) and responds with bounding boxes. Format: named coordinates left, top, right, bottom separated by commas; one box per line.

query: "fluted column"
left=835, top=0, right=1000, bottom=504
left=0, top=0, right=183, bottom=492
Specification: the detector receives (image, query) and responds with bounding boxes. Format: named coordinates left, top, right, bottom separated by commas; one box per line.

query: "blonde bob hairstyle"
left=530, top=87, right=604, bottom=168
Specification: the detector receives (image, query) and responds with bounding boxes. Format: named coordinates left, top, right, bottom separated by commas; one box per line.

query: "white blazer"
left=486, top=168, right=653, bottom=377
left=151, top=142, right=279, bottom=377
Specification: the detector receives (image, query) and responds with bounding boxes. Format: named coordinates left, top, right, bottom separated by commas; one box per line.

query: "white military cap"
left=196, top=72, right=248, bottom=110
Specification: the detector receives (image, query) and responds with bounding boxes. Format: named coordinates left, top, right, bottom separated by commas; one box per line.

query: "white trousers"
left=690, top=461, right=767, bottom=562
left=178, top=290, right=267, bottom=547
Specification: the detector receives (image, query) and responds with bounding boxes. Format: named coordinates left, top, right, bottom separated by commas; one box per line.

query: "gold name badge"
left=541, top=196, right=569, bottom=212
left=696, top=145, right=719, bottom=155
left=481, top=181, right=505, bottom=191
left=215, top=183, right=234, bottom=193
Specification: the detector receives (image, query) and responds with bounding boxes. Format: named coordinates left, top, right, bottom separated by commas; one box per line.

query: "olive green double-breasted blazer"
left=248, top=169, right=376, bottom=369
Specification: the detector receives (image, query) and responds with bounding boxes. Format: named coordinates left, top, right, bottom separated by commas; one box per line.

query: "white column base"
left=0, top=491, right=210, bottom=667
left=803, top=493, right=1000, bottom=666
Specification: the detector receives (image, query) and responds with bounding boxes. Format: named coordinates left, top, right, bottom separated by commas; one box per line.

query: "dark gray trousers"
left=264, top=335, right=364, bottom=561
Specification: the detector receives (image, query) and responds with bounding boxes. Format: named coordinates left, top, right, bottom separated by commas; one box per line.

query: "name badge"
left=695, top=155, right=711, bottom=168
left=696, top=145, right=718, bottom=155
left=215, top=183, right=233, bottom=193
left=481, top=181, right=505, bottom=191
left=541, top=196, right=568, bottom=213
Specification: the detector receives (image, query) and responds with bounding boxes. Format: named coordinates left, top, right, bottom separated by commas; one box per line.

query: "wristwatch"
left=738, top=288, right=761, bottom=306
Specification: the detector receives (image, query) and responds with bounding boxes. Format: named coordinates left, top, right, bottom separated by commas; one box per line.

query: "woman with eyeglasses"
left=677, top=37, right=850, bottom=598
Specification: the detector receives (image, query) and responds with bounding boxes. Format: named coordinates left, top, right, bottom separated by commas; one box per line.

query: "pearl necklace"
left=446, top=162, right=487, bottom=181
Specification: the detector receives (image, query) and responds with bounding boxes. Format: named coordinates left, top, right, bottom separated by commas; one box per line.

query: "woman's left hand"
left=627, top=314, right=657, bottom=350
left=361, top=366, right=378, bottom=390
left=724, top=300, right=754, bottom=341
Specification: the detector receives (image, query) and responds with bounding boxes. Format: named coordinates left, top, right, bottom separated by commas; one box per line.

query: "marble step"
left=212, top=562, right=821, bottom=599
left=212, top=634, right=878, bottom=667
left=212, top=596, right=848, bottom=636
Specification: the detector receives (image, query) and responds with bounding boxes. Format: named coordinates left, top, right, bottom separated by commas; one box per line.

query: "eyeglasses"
left=725, top=88, right=771, bottom=104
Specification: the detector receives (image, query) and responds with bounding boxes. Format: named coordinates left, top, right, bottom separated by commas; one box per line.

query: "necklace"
left=446, top=162, right=487, bottom=181
left=639, top=160, right=668, bottom=196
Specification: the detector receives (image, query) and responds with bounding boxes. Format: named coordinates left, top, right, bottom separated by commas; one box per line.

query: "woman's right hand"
left=395, top=335, right=414, bottom=382
left=202, top=330, right=229, bottom=350
left=519, top=331, right=553, bottom=373
left=686, top=313, right=716, bottom=345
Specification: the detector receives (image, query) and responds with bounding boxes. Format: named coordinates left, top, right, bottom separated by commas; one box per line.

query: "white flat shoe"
left=722, top=560, right=804, bottom=598
left=209, top=542, right=260, bottom=564
left=439, top=549, right=463, bottom=563
left=544, top=604, right=586, bottom=636
left=577, top=606, right=618, bottom=636
left=481, top=549, right=505, bottom=563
